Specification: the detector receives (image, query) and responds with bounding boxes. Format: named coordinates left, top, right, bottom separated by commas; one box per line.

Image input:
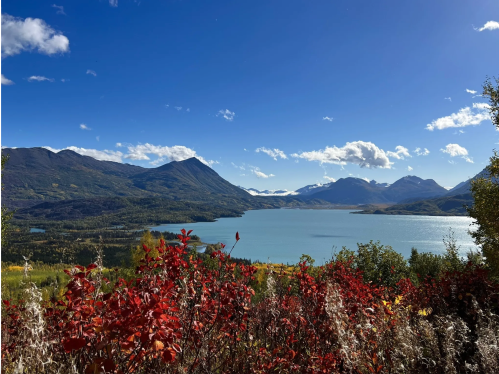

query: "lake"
left=150, top=209, right=477, bottom=265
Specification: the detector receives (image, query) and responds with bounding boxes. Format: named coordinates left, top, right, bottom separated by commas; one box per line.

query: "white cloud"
left=475, top=21, right=499, bottom=32
left=52, top=4, right=66, bottom=15
left=255, top=147, right=287, bottom=160
left=444, top=97, right=452, bottom=102
left=96, top=136, right=100, bottom=141
left=426, top=104, right=490, bottom=130
left=323, top=116, right=333, bottom=122
left=250, top=167, right=274, bottom=179
left=165, top=104, right=169, bottom=108
left=175, top=106, right=182, bottom=111
left=115, top=142, right=123, bottom=147
left=123, top=143, right=215, bottom=167
left=186, top=108, right=190, bottom=112
left=27, top=75, right=54, bottom=82
left=1, top=14, right=69, bottom=58
left=466, top=89, right=477, bottom=95
left=217, top=109, right=235, bottom=121
left=440, top=143, right=473, bottom=163
left=323, top=176, right=336, bottom=182
left=109, top=0, right=118, bottom=7
left=407, top=166, right=413, bottom=171
left=414, top=147, right=430, bottom=156
left=61, top=78, right=67, bottom=82
left=80, top=124, right=91, bottom=130
left=473, top=102, right=491, bottom=110
left=42, top=146, right=124, bottom=163
left=386, top=145, right=411, bottom=160
left=291, top=141, right=392, bottom=169
left=86, top=70, right=97, bottom=77
left=231, top=162, right=245, bottom=171
left=1, top=74, right=14, bottom=85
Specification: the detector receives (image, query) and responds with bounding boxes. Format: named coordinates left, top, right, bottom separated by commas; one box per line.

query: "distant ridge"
left=1, top=147, right=475, bottom=216
left=300, top=175, right=447, bottom=204
left=1, top=147, right=251, bottom=207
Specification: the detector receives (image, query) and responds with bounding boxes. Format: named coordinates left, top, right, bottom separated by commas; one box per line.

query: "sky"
left=1, top=0, right=499, bottom=191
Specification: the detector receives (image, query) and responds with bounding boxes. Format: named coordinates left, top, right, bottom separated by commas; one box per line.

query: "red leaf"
left=181, top=229, right=186, bottom=236
left=236, top=232, right=240, bottom=241
left=162, top=347, right=177, bottom=363
left=2, top=300, right=10, bottom=307
left=86, top=263, right=98, bottom=271
left=63, top=338, right=87, bottom=352
left=187, top=230, right=193, bottom=236
left=142, top=244, right=151, bottom=253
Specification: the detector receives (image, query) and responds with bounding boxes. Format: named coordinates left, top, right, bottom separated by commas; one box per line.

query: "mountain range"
left=242, top=176, right=449, bottom=204
left=1, top=148, right=320, bottom=224
left=0, top=147, right=486, bottom=221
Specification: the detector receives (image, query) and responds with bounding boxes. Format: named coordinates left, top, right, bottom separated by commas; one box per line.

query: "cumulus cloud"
left=426, top=104, right=490, bottom=130
left=255, top=147, right=287, bottom=160
left=386, top=145, right=411, bottom=160
left=80, top=124, right=91, bottom=130
left=52, top=4, right=66, bottom=15
left=1, top=14, right=69, bottom=58
left=466, top=89, right=477, bottom=95
left=323, top=116, right=333, bottom=122
left=86, top=69, right=97, bottom=77
left=407, top=166, right=413, bottom=171
left=217, top=109, right=235, bottom=121
left=1, top=74, right=14, bottom=85
left=123, top=143, right=216, bottom=167
left=473, top=102, right=491, bottom=110
left=414, top=147, right=430, bottom=156
left=27, top=75, right=54, bottom=82
left=175, top=106, right=182, bottom=111
left=291, top=141, right=392, bottom=169
left=250, top=166, right=275, bottom=178
left=440, top=143, right=473, bottom=163
left=109, top=0, right=118, bottom=7
left=475, top=21, right=499, bottom=32
left=42, top=146, right=124, bottom=163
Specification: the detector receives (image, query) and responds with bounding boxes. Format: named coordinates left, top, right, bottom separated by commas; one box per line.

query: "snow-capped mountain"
left=294, top=182, right=334, bottom=196
left=238, top=187, right=299, bottom=196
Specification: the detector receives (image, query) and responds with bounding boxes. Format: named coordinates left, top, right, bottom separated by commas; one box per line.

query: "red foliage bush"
left=2, top=230, right=499, bottom=374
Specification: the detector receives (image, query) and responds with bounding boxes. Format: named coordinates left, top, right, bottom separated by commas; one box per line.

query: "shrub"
left=2, top=231, right=498, bottom=373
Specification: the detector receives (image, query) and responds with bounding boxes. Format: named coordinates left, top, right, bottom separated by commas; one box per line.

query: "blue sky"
left=1, top=0, right=498, bottom=191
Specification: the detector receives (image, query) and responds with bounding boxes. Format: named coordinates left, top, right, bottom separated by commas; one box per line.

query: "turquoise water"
left=30, top=228, right=46, bottom=233
left=150, top=209, right=477, bottom=265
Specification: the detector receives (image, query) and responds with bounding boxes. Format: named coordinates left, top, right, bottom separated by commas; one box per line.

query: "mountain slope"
left=1, top=148, right=253, bottom=208
left=130, top=158, right=250, bottom=199
left=310, top=178, right=390, bottom=204
left=304, top=176, right=447, bottom=204
left=355, top=193, right=472, bottom=216
left=382, top=176, right=447, bottom=202
left=446, top=167, right=491, bottom=196
left=295, top=183, right=334, bottom=196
